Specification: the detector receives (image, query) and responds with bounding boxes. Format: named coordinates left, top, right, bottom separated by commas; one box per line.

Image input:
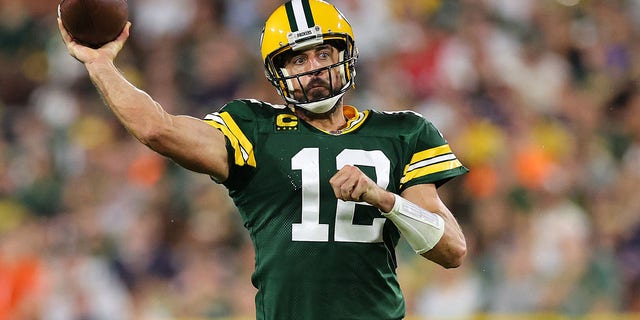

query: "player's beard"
left=293, top=77, right=342, bottom=118
left=300, top=76, right=334, bottom=102
left=290, top=67, right=345, bottom=116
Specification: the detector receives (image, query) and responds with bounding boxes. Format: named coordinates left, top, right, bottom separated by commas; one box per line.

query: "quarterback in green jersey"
left=58, top=0, right=469, bottom=319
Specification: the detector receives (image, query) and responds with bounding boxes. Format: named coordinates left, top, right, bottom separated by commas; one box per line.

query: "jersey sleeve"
left=399, top=116, right=468, bottom=191
left=202, top=100, right=258, bottom=190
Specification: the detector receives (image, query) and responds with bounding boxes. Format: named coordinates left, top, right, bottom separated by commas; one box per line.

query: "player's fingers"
left=329, top=167, right=347, bottom=183
left=349, top=183, right=364, bottom=202
left=330, top=175, right=354, bottom=201
left=329, top=182, right=342, bottom=199
left=332, top=165, right=359, bottom=186
left=340, top=183, right=356, bottom=200
left=56, top=17, right=87, bottom=62
left=332, top=165, right=366, bottom=201
left=329, top=177, right=345, bottom=199
left=118, top=21, right=132, bottom=41
left=57, top=18, right=73, bottom=44
left=109, top=22, right=130, bottom=46
left=100, top=22, right=130, bottom=58
left=331, top=165, right=375, bottom=202
left=339, top=175, right=368, bottom=201
left=334, top=179, right=354, bottom=200
left=350, top=175, right=379, bottom=204
left=329, top=168, right=349, bottom=193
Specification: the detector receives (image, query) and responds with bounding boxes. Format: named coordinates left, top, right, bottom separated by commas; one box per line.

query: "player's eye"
left=292, top=56, right=307, bottom=65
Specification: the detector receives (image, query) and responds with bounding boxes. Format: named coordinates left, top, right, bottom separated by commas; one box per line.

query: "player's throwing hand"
left=57, top=17, right=131, bottom=65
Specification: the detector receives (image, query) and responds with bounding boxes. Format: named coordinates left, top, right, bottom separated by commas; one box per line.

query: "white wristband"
left=380, top=194, right=445, bottom=254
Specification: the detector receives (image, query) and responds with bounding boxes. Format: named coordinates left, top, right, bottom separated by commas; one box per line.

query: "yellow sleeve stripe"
left=400, top=144, right=462, bottom=184
left=203, top=119, right=247, bottom=167
left=408, top=144, right=452, bottom=165
left=219, top=113, right=256, bottom=167
left=401, top=159, right=463, bottom=184
left=203, top=113, right=256, bottom=167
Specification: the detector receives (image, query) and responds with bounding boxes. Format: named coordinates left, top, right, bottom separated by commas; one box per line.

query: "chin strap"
left=295, top=92, right=345, bottom=114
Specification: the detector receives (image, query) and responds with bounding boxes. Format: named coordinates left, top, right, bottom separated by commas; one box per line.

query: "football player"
left=58, top=0, right=469, bottom=319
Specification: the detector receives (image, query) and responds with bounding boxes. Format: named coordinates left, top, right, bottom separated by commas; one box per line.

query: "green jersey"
left=203, top=99, right=468, bottom=320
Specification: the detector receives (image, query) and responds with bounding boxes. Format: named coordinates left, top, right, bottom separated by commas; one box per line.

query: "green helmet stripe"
left=285, top=0, right=316, bottom=33
left=301, top=0, right=315, bottom=29
left=284, top=2, right=298, bottom=32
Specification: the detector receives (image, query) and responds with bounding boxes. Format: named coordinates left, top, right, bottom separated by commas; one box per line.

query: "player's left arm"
left=399, top=183, right=466, bottom=268
left=330, top=165, right=466, bottom=268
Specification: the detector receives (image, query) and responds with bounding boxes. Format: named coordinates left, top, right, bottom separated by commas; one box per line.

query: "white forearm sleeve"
left=381, top=194, right=445, bottom=254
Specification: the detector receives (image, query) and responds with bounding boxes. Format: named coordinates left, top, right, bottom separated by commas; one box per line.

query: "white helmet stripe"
left=291, top=0, right=310, bottom=30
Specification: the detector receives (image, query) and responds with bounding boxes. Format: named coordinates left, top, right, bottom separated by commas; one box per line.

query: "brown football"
left=58, top=0, right=128, bottom=48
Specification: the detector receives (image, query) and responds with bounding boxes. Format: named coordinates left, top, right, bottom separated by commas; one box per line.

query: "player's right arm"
left=57, top=19, right=230, bottom=181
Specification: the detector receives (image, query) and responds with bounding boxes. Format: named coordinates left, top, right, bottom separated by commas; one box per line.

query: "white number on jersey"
left=291, top=148, right=389, bottom=243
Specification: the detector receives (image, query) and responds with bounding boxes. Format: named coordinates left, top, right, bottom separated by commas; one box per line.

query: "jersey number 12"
left=291, top=148, right=390, bottom=243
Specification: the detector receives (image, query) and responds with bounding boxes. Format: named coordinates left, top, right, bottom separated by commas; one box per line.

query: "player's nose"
left=307, top=56, right=327, bottom=72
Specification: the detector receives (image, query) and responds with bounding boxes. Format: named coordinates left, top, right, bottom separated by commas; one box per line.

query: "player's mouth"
left=306, top=86, right=330, bottom=100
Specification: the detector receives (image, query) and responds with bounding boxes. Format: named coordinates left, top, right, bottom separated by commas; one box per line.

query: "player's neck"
left=294, top=104, right=348, bottom=133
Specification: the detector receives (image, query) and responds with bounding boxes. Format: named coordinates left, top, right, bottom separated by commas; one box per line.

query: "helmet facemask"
left=264, top=30, right=358, bottom=114
left=265, top=35, right=357, bottom=113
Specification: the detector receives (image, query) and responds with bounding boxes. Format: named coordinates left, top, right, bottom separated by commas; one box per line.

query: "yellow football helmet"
left=261, top=0, right=358, bottom=113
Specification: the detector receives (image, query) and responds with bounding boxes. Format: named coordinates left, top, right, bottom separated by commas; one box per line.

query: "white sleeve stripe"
left=406, top=154, right=456, bottom=172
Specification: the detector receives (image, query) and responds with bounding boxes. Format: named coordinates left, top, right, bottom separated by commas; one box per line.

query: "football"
left=58, top=0, right=128, bottom=48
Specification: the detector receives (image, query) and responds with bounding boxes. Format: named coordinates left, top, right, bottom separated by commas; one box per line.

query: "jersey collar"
left=322, top=105, right=369, bottom=135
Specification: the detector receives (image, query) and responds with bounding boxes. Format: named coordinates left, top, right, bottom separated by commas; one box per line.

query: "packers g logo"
left=276, top=114, right=298, bottom=131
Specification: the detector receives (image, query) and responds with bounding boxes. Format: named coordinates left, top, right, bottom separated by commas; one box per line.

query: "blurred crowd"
left=1, top=0, right=640, bottom=319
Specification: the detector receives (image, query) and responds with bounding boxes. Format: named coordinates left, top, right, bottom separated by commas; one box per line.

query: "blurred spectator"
left=3, top=0, right=640, bottom=318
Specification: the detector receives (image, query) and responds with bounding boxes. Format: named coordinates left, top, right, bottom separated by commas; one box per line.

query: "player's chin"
left=306, top=88, right=331, bottom=101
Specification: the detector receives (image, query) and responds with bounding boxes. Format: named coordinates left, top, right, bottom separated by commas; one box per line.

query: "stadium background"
left=1, top=0, right=640, bottom=319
